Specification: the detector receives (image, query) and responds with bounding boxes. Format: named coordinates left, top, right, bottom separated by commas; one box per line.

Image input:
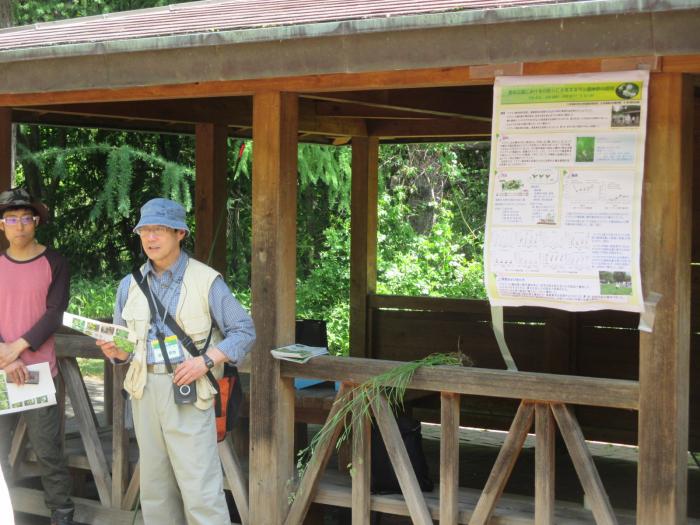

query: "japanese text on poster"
left=484, top=71, right=649, bottom=312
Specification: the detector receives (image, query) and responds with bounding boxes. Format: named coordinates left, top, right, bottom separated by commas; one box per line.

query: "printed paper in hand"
left=0, top=362, right=56, bottom=415
left=63, top=312, right=136, bottom=353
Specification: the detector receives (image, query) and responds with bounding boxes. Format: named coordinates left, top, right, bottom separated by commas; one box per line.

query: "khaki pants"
left=132, top=373, right=229, bottom=525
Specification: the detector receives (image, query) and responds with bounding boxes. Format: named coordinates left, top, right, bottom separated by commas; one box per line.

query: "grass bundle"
left=294, top=352, right=469, bottom=487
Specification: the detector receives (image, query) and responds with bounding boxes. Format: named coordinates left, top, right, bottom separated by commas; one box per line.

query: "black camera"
left=173, top=381, right=197, bottom=405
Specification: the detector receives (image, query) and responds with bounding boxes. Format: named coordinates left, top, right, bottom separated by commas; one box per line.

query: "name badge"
left=150, top=335, right=182, bottom=364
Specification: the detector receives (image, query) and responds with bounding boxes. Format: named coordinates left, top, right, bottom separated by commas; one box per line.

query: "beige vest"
left=122, top=257, right=224, bottom=410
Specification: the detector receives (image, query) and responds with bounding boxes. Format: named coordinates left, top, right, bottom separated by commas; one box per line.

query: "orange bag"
left=215, top=364, right=242, bottom=442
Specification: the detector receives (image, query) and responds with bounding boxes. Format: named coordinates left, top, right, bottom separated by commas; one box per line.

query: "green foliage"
left=69, top=276, right=119, bottom=319
left=12, top=0, right=192, bottom=25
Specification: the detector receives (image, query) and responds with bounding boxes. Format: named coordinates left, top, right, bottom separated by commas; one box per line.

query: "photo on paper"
left=575, top=137, right=595, bottom=162
left=611, top=105, right=641, bottom=128
left=500, top=179, right=524, bottom=191
left=99, top=324, right=115, bottom=337
left=36, top=395, right=49, bottom=404
left=599, top=271, right=632, bottom=296
left=0, top=375, right=8, bottom=411
left=70, top=317, right=86, bottom=332
left=86, top=321, right=100, bottom=333
left=23, top=398, right=35, bottom=406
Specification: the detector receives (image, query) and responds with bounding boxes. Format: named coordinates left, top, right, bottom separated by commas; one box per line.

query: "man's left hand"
left=0, top=340, right=27, bottom=369
left=173, top=357, right=208, bottom=386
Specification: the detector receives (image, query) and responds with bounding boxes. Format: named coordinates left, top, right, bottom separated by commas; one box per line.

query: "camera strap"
left=132, top=269, right=219, bottom=397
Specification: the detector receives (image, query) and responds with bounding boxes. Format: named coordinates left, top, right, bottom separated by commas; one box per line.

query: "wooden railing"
left=274, top=355, right=639, bottom=525
left=11, top=337, right=641, bottom=524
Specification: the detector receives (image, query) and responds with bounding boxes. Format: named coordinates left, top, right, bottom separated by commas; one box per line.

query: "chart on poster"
left=484, top=71, right=649, bottom=312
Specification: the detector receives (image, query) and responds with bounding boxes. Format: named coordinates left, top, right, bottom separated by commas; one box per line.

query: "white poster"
left=484, top=71, right=649, bottom=312
left=0, top=362, right=56, bottom=415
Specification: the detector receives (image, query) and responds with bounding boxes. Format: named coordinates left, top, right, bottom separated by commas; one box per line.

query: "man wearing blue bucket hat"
left=96, top=198, right=255, bottom=525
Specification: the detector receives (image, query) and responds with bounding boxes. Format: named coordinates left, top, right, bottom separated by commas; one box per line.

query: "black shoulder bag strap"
left=131, top=269, right=222, bottom=415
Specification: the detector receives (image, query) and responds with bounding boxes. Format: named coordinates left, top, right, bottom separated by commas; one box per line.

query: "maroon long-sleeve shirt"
left=0, top=248, right=70, bottom=377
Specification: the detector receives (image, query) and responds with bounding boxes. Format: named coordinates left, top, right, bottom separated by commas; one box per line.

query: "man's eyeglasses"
left=137, top=226, right=174, bottom=237
left=0, top=216, right=39, bottom=226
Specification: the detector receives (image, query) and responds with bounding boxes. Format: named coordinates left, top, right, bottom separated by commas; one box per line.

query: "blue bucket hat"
left=134, top=198, right=190, bottom=235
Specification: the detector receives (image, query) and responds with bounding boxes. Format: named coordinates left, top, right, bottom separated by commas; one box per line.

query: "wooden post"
left=439, top=392, right=460, bottom=525
left=250, top=91, right=298, bottom=525
left=351, top=401, right=371, bottom=525
left=535, top=403, right=555, bottom=525
left=637, top=73, right=693, bottom=525
left=0, top=107, right=11, bottom=252
left=111, top=365, right=128, bottom=508
left=195, top=123, right=228, bottom=275
left=350, top=137, right=379, bottom=358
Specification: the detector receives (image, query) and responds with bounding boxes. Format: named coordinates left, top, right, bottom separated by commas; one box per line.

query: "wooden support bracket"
left=372, top=394, right=433, bottom=525
left=59, top=357, right=113, bottom=507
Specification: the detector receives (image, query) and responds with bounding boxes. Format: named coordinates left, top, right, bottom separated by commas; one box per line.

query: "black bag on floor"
left=370, top=414, right=434, bottom=494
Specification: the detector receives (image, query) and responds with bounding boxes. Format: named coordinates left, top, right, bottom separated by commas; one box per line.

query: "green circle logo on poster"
left=615, top=82, right=640, bottom=99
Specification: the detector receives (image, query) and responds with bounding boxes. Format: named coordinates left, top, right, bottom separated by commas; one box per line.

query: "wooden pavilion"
left=0, top=0, right=699, bottom=523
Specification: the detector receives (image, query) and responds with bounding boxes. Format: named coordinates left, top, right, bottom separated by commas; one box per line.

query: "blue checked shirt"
left=113, top=252, right=255, bottom=365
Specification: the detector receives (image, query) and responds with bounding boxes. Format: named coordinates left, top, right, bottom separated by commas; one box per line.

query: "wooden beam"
left=367, top=118, right=491, bottom=139
left=219, top=438, right=250, bottom=525
left=350, top=137, right=378, bottom=358
left=279, top=356, right=640, bottom=409
left=122, top=463, right=140, bottom=511
left=440, top=392, right=460, bottom=525
left=314, top=100, right=436, bottom=119
left=10, top=487, right=143, bottom=525
left=195, top=123, right=228, bottom=275
left=249, top=91, right=298, bottom=525
left=470, top=401, right=534, bottom=525
left=25, top=98, right=252, bottom=125
left=284, top=383, right=351, bottom=525
left=535, top=403, right=556, bottom=525
left=1, top=57, right=699, bottom=109
left=551, top=404, right=617, bottom=525
left=637, top=73, right=693, bottom=525
left=0, top=66, right=481, bottom=107
left=372, top=395, right=433, bottom=525
left=304, top=88, right=493, bottom=121
left=0, top=107, right=11, bottom=251
left=59, top=357, right=112, bottom=507
left=13, top=108, right=197, bottom=135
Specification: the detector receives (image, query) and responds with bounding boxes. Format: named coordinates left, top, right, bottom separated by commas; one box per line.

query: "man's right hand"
left=4, top=360, right=29, bottom=386
left=96, top=340, right=129, bottom=362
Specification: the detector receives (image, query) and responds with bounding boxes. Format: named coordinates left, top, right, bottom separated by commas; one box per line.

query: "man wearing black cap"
left=0, top=188, right=77, bottom=525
